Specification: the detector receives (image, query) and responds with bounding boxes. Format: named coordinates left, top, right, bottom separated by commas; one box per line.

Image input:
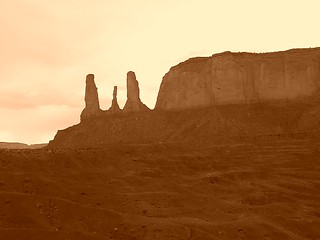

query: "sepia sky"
left=1, top=0, right=320, bottom=144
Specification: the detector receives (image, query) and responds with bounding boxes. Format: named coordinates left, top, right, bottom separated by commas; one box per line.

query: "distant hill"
left=0, top=142, right=47, bottom=149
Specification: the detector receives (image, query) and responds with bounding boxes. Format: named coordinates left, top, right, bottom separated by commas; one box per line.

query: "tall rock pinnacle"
left=123, top=71, right=149, bottom=112
left=108, top=86, right=121, bottom=114
left=80, top=74, right=102, bottom=121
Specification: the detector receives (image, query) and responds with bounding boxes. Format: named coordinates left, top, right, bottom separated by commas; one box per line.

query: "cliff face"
left=156, top=48, right=320, bottom=110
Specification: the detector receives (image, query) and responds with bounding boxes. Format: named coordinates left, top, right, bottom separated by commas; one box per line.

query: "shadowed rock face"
left=156, top=48, right=320, bottom=110
left=108, top=86, right=121, bottom=114
left=123, top=71, right=149, bottom=112
left=80, top=74, right=102, bottom=121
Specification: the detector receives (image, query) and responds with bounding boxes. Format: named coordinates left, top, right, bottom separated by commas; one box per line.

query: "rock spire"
left=123, top=71, right=149, bottom=112
left=108, top=86, right=121, bottom=114
left=80, top=74, right=102, bottom=121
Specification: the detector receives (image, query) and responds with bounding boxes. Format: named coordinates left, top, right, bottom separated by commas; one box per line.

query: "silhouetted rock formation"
left=156, top=48, right=320, bottom=110
left=80, top=72, right=149, bottom=120
left=123, top=71, right=149, bottom=112
left=108, top=86, right=121, bottom=114
left=48, top=47, right=320, bottom=148
left=80, top=74, right=102, bottom=121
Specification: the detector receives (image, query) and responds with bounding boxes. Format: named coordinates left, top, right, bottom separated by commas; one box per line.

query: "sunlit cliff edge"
left=156, top=47, right=320, bottom=109
left=48, top=47, right=320, bottom=148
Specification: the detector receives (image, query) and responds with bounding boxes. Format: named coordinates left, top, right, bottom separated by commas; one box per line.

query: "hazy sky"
left=1, top=0, right=319, bottom=144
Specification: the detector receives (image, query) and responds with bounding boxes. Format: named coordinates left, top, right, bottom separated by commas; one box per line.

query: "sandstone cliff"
left=156, top=48, right=320, bottom=110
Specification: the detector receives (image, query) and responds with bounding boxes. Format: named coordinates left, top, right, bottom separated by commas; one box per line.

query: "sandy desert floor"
left=0, top=139, right=319, bottom=240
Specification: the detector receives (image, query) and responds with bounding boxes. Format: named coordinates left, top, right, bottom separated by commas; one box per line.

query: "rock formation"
left=48, top=47, right=320, bottom=148
left=80, top=74, right=102, bottom=121
left=156, top=48, right=320, bottom=110
left=123, top=71, right=149, bottom=112
left=108, top=86, right=122, bottom=114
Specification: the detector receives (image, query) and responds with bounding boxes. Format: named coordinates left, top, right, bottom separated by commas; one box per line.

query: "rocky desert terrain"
left=1, top=139, right=320, bottom=240
left=1, top=47, right=320, bottom=239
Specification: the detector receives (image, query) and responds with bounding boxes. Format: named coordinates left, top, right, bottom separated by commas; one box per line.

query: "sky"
left=1, top=0, right=319, bottom=144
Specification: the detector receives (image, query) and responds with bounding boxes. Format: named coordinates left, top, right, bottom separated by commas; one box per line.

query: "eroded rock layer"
left=156, top=48, right=320, bottom=110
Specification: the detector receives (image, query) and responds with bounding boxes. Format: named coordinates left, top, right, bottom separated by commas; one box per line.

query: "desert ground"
left=0, top=138, right=319, bottom=240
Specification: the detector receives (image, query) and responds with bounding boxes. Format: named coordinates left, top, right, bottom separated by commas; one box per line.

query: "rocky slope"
left=47, top=100, right=320, bottom=148
left=156, top=48, right=320, bottom=110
